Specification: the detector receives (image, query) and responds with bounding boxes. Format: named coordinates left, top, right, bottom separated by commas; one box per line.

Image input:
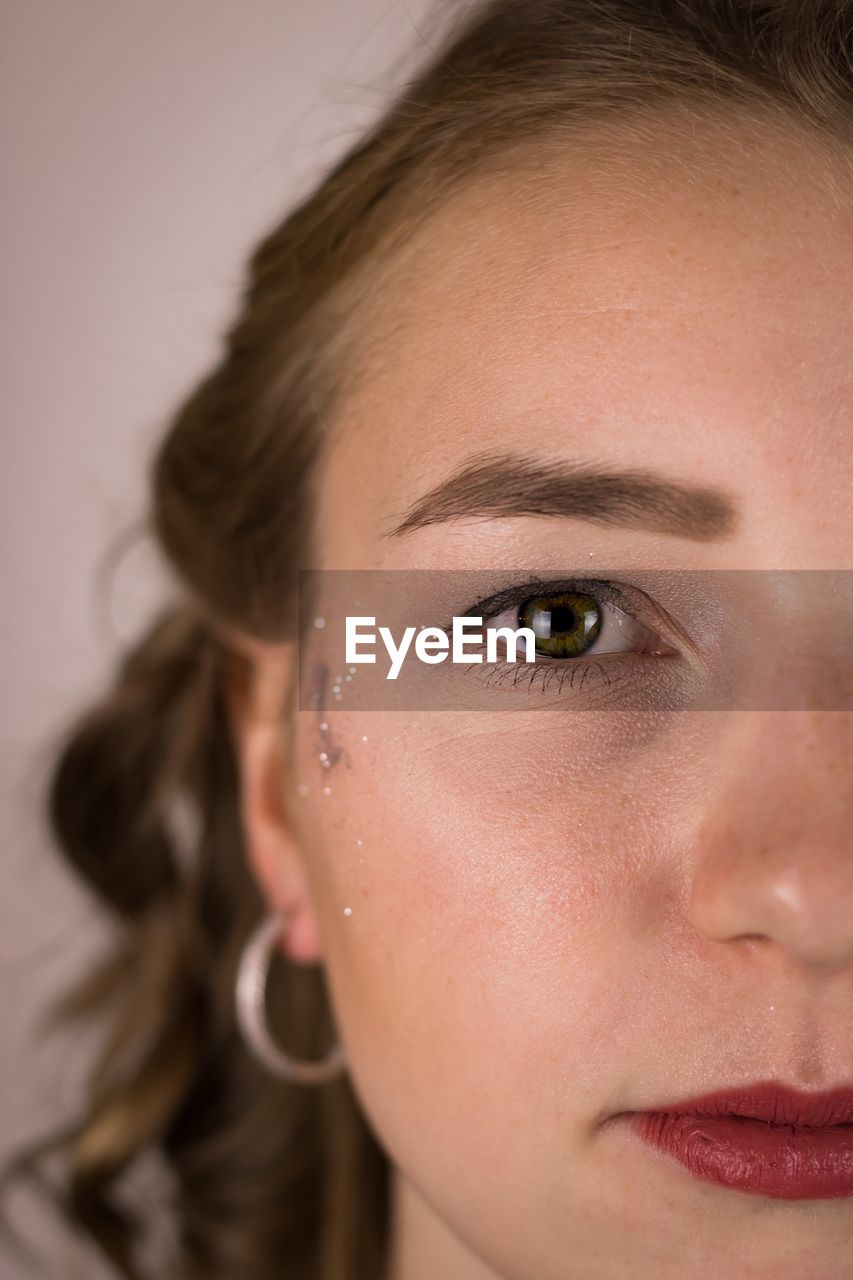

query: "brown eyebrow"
left=386, top=452, right=739, bottom=541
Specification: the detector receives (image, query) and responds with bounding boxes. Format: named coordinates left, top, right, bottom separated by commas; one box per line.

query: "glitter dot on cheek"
left=323, top=786, right=332, bottom=796
left=343, top=906, right=353, bottom=917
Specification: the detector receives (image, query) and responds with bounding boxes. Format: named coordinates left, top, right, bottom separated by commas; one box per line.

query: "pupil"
left=546, top=605, right=578, bottom=637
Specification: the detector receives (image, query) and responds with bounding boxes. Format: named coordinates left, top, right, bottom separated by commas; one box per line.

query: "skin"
left=229, top=108, right=853, bottom=1280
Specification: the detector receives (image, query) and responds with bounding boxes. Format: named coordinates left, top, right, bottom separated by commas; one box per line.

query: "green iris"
left=519, top=592, right=602, bottom=657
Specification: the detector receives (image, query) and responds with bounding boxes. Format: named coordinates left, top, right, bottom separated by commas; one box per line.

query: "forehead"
left=316, top=111, right=853, bottom=567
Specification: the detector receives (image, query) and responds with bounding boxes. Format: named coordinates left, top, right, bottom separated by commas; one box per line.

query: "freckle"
left=343, top=906, right=353, bottom=917
left=323, top=786, right=332, bottom=796
left=314, top=617, right=326, bottom=629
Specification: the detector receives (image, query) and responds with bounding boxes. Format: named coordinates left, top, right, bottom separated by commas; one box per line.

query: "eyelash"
left=462, top=576, right=678, bottom=694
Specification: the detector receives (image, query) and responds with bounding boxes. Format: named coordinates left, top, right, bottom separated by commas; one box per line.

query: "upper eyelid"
left=488, top=596, right=628, bottom=627
left=464, top=577, right=638, bottom=623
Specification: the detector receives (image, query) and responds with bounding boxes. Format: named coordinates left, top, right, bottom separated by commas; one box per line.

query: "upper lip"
left=636, top=1082, right=853, bottom=1128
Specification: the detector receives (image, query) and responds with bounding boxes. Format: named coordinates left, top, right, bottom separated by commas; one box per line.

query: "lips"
left=627, top=1082, right=853, bottom=1199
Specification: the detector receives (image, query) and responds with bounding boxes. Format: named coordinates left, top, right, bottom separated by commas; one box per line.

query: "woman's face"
left=246, top=113, right=853, bottom=1279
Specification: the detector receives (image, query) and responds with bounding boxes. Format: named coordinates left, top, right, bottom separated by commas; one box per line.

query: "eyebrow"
left=386, top=451, right=739, bottom=541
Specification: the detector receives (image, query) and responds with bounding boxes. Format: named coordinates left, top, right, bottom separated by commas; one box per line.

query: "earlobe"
left=222, top=632, right=324, bottom=965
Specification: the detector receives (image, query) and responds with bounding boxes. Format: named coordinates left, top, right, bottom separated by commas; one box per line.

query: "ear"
left=221, top=630, right=323, bottom=965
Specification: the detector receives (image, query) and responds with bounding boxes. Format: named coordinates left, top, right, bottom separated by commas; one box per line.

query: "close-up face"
left=240, top=110, right=852, bottom=1279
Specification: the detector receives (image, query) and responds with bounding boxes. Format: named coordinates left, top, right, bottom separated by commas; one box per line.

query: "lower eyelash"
left=477, top=659, right=616, bottom=695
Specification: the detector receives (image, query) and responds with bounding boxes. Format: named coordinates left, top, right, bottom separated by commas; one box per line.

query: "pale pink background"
left=1, top=3, right=439, bottom=1272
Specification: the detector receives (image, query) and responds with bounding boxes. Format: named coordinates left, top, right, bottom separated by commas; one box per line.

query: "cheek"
left=292, top=710, right=709, bottom=1152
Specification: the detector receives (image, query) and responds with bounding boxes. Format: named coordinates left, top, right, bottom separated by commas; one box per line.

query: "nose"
left=688, top=712, right=853, bottom=972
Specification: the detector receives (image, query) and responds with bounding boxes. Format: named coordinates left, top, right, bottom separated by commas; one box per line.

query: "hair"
left=5, top=1, right=852, bottom=1277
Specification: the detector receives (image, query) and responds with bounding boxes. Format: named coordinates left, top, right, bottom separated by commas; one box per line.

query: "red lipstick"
left=628, top=1082, right=853, bottom=1199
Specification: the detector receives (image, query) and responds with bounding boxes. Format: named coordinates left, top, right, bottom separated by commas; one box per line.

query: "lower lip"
left=628, top=1111, right=853, bottom=1199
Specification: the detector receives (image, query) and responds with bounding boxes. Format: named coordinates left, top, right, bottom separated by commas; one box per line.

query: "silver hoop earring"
left=235, top=913, right=347, bottom=1084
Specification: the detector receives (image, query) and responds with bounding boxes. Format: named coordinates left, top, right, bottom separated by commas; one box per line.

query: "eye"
left=484, top=586, right=677, bottom=661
